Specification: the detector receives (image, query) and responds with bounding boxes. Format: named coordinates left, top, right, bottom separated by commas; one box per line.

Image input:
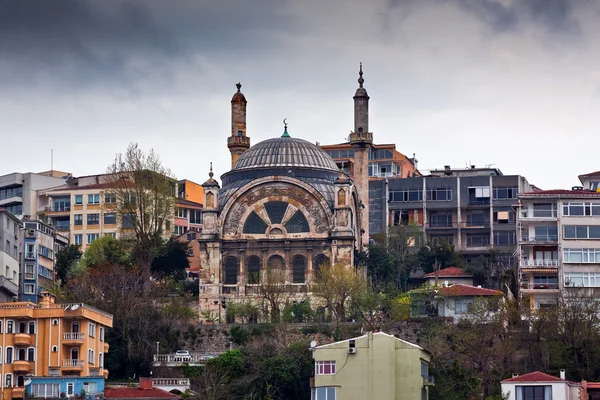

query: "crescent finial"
left=283, top=118, right=287, bottom=128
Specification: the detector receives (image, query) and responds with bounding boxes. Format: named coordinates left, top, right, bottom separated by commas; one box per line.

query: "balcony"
left=519, top=211, right=557, bottom=221
left=24, top=252, right=36, bottom=260
left=153, top=353, right=221, bottom=367
left=89, top=367, right=102, bottom=377
left=13, top=360, right=33, bottom=373
left=61, top=359, right=84, bottom=370
left=14, top=333, right=33, bottom=346
left=227, top=135, right=250, bottom=148
left=104, top=342, right=110, bottom=352
left=349, top=131, right=373, bottom=146
left=63, top=332, right=85, bottom=343
left=519, top=235, right=558, bottom=245
left=423, top=376, right=435, bottom=386
left=468, top=198, right=490, bottom=206
left=520, top=259, right=559, bottom=268
left=54, top=223, right=71, bottom=232
left=520, top=282, right=559, bottom=292
left=12, top=387, right=25, bottom=398
left=47, top=206, right=71, bottom=216
left=222, top=285, right=238, bottom=295
left=426, top=222, right=457, bottom=230
left=461, top=221, right=490, bottom=229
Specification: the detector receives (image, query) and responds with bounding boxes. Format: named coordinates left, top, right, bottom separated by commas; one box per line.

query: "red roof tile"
left=520, top=189, right=600, bottom=196
left=423, top=267, right=471, bottom=278
left=104, top=388, right=181, bottom=399
left=437, top=284, right=502, bottom=297
left=586, top=382, right=600, bottom=389
left=502, top=371, right=565, bottom=383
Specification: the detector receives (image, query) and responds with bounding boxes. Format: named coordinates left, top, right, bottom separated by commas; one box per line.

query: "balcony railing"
left=63, top=332, right=85, bottom=341
left=520, top=260, right=559, bottom=267
left=152, top=378, right=191, bottom=386
left=468, top=198, right=490, bottom=205
left=520, top=283, right=559, bottom=290
left=520, top=211, right=557, bottom=219
left=153, top=353, right=220, bottom=364
left=461, top=221, right=490, bottom=228
left=426, top=222, right=457, bottom=229
left=25, top=253, right=35, bottom=260
left=49, top=206, right=71, bottom=212
left=62, top=359, right=84, bottom=367
left=520, top=235, right=558, bottom=243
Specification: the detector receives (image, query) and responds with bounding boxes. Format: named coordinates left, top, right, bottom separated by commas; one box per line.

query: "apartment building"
left=0, top=210, right=23, bottom=301
left=0, top=292, right=113, bottom=400
left=0, top=172, right=69, bottom=218
left=320, top=143, right=419, bottom=179
left=312, top=332, right=432, bottom=400
left=369, top=166, right=532, bottom=267
left=21, top=219, right=69, bottom=302
left=516, top=184, right=600, bottom=310
left=174, top=179, right=204, bottom=236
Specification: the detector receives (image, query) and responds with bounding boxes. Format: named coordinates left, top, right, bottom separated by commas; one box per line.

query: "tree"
left=312, top=262, right=366, bottom=322
left=255, top=268, right=289, bottom=323
left=55, top=244, right=82, bottom=283
left=151, top=238, right=190, bottom=279
left=418, top=241, right=465, bottom=274
left=79, top=236, right=131, bottom=268
left=106, top=143, right=176, bottom=281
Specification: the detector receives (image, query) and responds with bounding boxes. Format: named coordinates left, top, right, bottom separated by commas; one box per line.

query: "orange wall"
left=181, top=180, right=204, bottom=205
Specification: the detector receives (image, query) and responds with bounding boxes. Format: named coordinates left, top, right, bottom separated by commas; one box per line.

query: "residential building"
left=312, top=332, right=432, bottom=400
left=501, top=371, right=584, bottom=400
left=320, top=142, right=419, bottom=179
left=0, top=209, right=23, bottom=301
left=0, top=172, right=69, bottom=218
left=176, top=230, right=201, bottom=278
left=370, top=166, right=532, bottom=269
left=423, top=266, right=474, bottom=286
left=105, top=378, right=182, bottom=400
left=516, top=186, right=600, bottom=310
left=21, top=219, right=69, bottom=302
left=0, top=292, right=113, bottom=400
left=174, top=179, right=204, bottom=236
left=578, top=170, right=600, bottom=192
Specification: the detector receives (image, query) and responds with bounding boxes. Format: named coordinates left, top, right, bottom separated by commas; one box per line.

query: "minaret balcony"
left=349, top=131, right=373, bottom=146
left=228, top=136, right=250, bottom=148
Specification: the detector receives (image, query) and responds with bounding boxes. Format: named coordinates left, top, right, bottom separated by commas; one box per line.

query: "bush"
left=282, top=300, right=313, bottom=323
left=229, top=326, right=250, bottom=346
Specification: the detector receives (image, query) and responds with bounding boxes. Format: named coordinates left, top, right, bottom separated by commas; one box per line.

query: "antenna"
left=24, top=379, right=32, bottom=386
left=51, top=149, right=54, bottom=173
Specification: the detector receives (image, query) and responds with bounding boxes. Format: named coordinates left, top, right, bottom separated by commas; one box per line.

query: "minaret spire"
left=358, top=62, right=364, bottom=88
left=228, top=82, right=250, bottom=168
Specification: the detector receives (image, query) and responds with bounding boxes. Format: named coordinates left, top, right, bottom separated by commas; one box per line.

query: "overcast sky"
left=1, top=0, right=599, bottom=189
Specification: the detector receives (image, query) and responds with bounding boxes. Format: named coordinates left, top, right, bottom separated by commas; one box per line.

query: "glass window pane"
left=576, top=226, right=588, bottom=239
left=327, top=388, right=336, bottom=400
left=590, top=226, right=600, bottom=239
left=564, top=226, right=575, bottom=239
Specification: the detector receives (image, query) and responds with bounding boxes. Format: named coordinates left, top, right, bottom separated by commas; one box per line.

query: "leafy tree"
left=151, top=237, right=190, bottom=279
left=312, top=262, right=366, bottom=322
left=55, top=244, right=82, bottom=283
left=282, top=299, right=313, bottom=323
left=418, top=241, right=465, bottom=274
left=255, top=268, right=289, bottom=323
left=79, top=236, right=131, bottom=268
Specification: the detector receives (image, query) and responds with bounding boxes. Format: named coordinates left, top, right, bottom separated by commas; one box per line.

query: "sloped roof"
left=104, top=388, right=181, bottom=399
left=578, top=171, right=600, bottom=178
left=520, top=189, right=600, bottom=196
left=423, top=267, right=472, bottom=278
left=437, top=284, right=502, bottom=297
left=315, top=331, right=425, bottom=351
left=502, top=371, right=565, bottom=383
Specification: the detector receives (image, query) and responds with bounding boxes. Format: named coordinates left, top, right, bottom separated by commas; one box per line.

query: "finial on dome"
left=281, top=118, right=290, bottom=138
left=236, top=82, right=242, bottom=92
left=358, top=62, right=364, bottom=88
left=209, top=162, right=214, bottom=179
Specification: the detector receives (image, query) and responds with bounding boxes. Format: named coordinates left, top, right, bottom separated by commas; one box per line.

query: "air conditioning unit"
left=26, top=229, right=36, bottom=238
left=348, top=348, right=356, bottom=354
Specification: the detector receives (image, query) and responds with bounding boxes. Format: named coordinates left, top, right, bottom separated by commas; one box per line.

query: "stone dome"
left=231, top=136, right=339, bottom=172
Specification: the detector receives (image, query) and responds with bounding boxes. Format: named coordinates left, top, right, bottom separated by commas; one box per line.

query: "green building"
left=311, top=332, right=433, bottom=400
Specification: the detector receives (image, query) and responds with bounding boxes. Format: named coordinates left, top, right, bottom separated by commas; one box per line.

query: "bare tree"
left=255, top=268, right=289, bottom=323
left=312, top=262, right=366, bottom=322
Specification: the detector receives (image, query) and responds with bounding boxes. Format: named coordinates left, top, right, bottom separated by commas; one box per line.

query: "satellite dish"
left=24, top=379, right=32, bottom=386
left=70, top=304, right=79, bottom=311
left=310, top=340, right=317, bottom=348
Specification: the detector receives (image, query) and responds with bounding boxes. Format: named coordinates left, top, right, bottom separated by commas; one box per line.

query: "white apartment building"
left=0, top=209, right=23, bottom=301
left=0, top=171, right=69, bottom=218
left=517, top=175, right=600, bottom=309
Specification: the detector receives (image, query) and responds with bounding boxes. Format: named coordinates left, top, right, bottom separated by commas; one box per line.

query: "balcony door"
left=71, top=348, right=79, bottom=360
left=72, top=322, right=79, bottom=333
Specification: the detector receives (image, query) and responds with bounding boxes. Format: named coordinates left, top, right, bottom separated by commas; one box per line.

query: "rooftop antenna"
left=51, top=149, right=54, bottom=174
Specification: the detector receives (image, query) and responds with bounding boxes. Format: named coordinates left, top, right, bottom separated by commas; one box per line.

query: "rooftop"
left=502, top=371, right=566, bottom=383
left=520, top=189, right=600, bottom=197
left=104, top=388, right=181, bottom=400
left=423, top=267, right=472, bottom=278
left=437, top=284, right=503, bottom=297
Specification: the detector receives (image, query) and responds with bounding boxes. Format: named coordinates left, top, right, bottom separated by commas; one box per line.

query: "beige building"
left=311, top=332, right=432, bottom=400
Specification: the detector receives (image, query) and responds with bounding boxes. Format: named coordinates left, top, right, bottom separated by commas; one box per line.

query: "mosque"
left=197, top=66, right=373, bottom=321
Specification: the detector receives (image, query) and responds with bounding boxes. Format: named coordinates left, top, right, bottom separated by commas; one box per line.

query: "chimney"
left=560, top=369, right=566, bottom=380
left=444, top=165, right=451, bottom=171
left=139, top=377, right=153, bottom=390
left=40, top=292, right=56, bottom=308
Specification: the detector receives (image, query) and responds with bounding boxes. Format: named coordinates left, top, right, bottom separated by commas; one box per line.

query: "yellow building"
left=312, top=332, right=432, bottom=400
left=0, top=292, right=113, bottom=399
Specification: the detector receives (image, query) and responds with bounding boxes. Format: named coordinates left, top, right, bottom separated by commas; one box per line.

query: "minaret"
left=349, top=63, right=372, bottom=249
left=227, top=83, right=250, bottom=168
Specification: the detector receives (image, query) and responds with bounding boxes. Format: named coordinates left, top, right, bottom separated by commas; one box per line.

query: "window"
left=53, top=197, right=71, bottom=212
left=533, top=203, right=557, bottom=218
left=429, top=235, right=454, bottom=245
left=104, top=213, right=116, bottom=225
left=38, top=245, right=53, bottom=259
left=314, top=255, right=329, bottom=281
left=247, top=257, right=260, bottom=284
left=88, top=194, right=100, bottom=204
left=74, top=234, right=83, bottom=245
left=564, top=225, right=600, bottom=239
left=6, top=347, right=13, bottom=363
left=89, top=323, right=96, bottom=337
left=100, top=327, right=105, bottom=341
left=31, top=383, right=60, bottom=398
left=5, top=374, right=12, bottom=388
left=75, top=195, right=83, bottom=205
left=24, top=284, right=35, bottom=295
left=177, top=208, right=188, bottom=218
left=493, top=207, right=515, bottom=223
left=29, top=321, right=35, bottom=334
left=315, top=361, right=336, bottom=375
left=88, top=349, right=94, bottom=364
left=25, top=263, right=35, bottom=280
left=421, top=361, right=429, bottom=379
left=224, top=258, right=238, bottom=284
left=83, top=382, right=98, bottom=395
left=455, top=299, right=473, bottom=314
left=468, top=186, right=490, bottom=204
left=563, top=202, right=600, bottom=216
left=7, top=321, right=13, bottom=334
left=190, top=210, right=202, bottom=224
left=186, top=232, right=197, bottom=240
left=74, top=214, right=83, bottom=226
left=285, top=211, right=310, bottom=233
left=87, top=214, right=100, bottom=225
left=292, top=256, right=306, bottom=283
left=494, top=231, right=516, bottom=245
left=516, top=385, right=552, bottom=400
left=104, top=233, right=116, bottom=238
left=67, top=382, right=75, bottom=397
left=534, top=226, right=558, bottom=241
left=466, top=212, right=489, bottom=227
left=493, top=186, right=518, bottom=199
left=564, top=249, right=600, bottom=263
left=313, top=387, right=336, bottom=400
left=87, top=234, right=100, bottom=244
left=565, top=272, right=600, bottom=287
left=122, top=213, right=135, bottom=229
left=426, top=188, right=452, bottom=201
left=389, top=188, right=423, bottom=202
left=52, top=319, right=58, bottom=326
left=104, top=193, right=116, bottom=204
left=27, top=347, right=35, bottom=361
left=99, top=353, right=104, bottom=368
left=466, top=233, right=489, bottom=247
left=52, top=346, right=57, bottom=352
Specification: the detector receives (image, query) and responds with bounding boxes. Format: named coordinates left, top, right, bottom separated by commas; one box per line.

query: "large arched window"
left=284, top=211, right=310, bottom=233
left=268, top=255, right=285, bottom=271
left=314, top=255, right=329, bottom=281
left=247, top=257, right=261, bottom=284
left=242, top=202, right=311, bottom=234
left=224, top=258, right=238, bottom=284
left=292, top=256, right=306, bottom=284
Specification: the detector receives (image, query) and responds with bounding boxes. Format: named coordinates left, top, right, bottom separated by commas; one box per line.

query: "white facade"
left=0, top=210, right=23, bottom=300
left=0, top=172, right=68, bottom=218
left=502, top=381, right=581, bottom=400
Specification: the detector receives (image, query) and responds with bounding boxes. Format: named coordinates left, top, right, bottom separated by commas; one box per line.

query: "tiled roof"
left=176, top=199, right=203, bottom=208
left=578, top=171, right=600, bottom=178
left=520, top=189, right=600, bottom=196
left=502, top=371, right=565, bottom=383
left=423, top=267, right=471, bottom=278
left=104, top=388, right=181, bottom=399
left=437, top=284, right=503, bottom=297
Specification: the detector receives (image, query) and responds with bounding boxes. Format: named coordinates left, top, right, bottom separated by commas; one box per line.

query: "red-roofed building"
left=501, top=370, right=585, bottom=400
left=105, top=378, right=183, bottom=400
left=423, top=267, right=474, bottom=286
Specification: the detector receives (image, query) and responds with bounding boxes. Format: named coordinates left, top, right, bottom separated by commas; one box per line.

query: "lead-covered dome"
left=231, top=137, right=339, bottom=172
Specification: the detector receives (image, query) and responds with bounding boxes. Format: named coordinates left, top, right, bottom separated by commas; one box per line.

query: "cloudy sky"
left=1, top=0, right=599, bottom=189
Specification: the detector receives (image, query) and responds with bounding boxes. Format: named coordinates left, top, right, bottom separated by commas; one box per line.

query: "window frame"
left=315, top=360, right=336, bottom=375
left=88, top=194, right=100, bottom=204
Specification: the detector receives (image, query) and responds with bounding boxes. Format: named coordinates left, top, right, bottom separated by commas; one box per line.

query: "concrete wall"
left=502, top=382, right=571, bottom=400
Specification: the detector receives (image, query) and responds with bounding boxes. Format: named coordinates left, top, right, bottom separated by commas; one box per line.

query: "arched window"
left=268, top=255, right=284, bottom=271
left=284, top=211, right=310, bottom=233
left=243, top=212, right=268, bottom=234
left=314, top=255, right=329, bottom=281
left=18, top=322, right=26, bottom=334
left=247, top=257, right=261, bottom=284
left=224, top=258, right=238, bottom=284
left=292, top=256, right=306, bottom=284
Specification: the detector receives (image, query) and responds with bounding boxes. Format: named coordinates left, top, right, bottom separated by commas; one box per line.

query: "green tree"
left=55, top=244, right=82, bottom=283
left=312, top=262, right=366, bottom=322
left=151, top=237, right=190, bottom=279
left=418, top=241, right=464, bottom=274
left=79, top=236, right=131, bottom=268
